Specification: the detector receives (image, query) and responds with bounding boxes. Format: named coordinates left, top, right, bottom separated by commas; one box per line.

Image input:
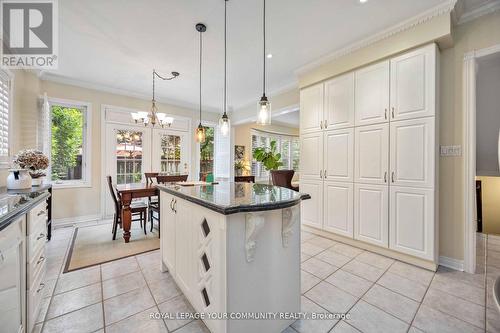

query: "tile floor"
left=35, top=227, right=500, bottom=333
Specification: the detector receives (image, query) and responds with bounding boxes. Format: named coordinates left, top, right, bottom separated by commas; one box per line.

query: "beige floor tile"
left=355, top=252, right=394, bottom=270
left=148, top=274, right=182, bottom=304
left=46, top=283, right=102, bottom=320
left=158, top=295, right=195, bottom=332
left=423, top=288, right=485, bottom=329
left=388, top=261, right=434, bottom=286
left=136, top=250, right=161, bottom=270
left=103, top=288, right=155, bottom=325
left=51, top=227, right=75, bottom=240
left=330, top=321, right=361, bottom=332
left=435, top=266, right=484, bottom=289
left=42, top=278, right=57, bottom=298
left=301, top=232, right=317, bottom=242
left=301, top=257, right=338, bottom=279
left=301, top=252, right=312, bottom=263
left=103, top=270, right=147, bottom=299
left=306, top=237, right=337, bottom=249
left=330, top=244, right=364, bottom=258
left=315, top=250, right=352, bottom=268
left=377, top=271, right=427, bottom=302
left=325, top=270, right=372, bottom=297
left=408, top=326, right=425, bottom=333
left=362, top=284, right=419, bottom=323
left=174, top=320, right=210, bottom=333
left=291, top=296, right=338, bottom=333
left=42, top=303, right=103, bottom=333
left=106, top=306, right=167, bottom=333
left=55, top=266, right=100, bottom=295
left=36, top=297, right=51, bottom=323
left=301, top=270, right=321, bottom=294
left=45, top=261, right=63, bottom=280
left=101, top=256, right=140, bottom=281
left=282, top=326, right=299, bottom=333
left=342, top=260, right=385, bottom=282
left=347, top=300, right=408, bottom=333
left=413, top=305, right=483, bottom=333
left=305, top=282, right=358, bottom=314
left=487, top=306, right=500, bottom=333
left=141, top=265, right=171, bottom=285
left=431, top=273, right=484, bottom=306
left=32, top=323, right=42, bottom=333
left=301, top=243, right=325, bottom=256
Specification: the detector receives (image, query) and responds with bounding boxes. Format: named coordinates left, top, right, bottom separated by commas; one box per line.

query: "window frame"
left=195, top=121, right=217, bottom=180
left=48, top=98, right=92, bottom=188
left=0, top=69, right=13, bottom=168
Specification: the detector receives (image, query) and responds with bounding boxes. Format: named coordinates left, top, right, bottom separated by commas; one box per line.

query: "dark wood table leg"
left=121, top=192, right=132, bottom=243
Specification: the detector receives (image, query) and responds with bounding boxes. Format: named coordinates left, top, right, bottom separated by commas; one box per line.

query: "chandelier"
left=132, top=69, right=180, bottom=127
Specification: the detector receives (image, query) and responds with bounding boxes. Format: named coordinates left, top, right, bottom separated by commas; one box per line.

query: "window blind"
left=0, top=70, right=11, bottom=157
left=214, top=124, right=231, bottom=179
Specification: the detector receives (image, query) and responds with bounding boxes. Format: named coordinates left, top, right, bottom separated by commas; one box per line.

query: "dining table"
left=115, top=183, right=159, bottom=243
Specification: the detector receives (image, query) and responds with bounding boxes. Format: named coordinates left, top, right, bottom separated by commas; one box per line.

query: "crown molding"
left=457, top=0, right=500, bottom=25
left=295, top=0, right=457, bottom=76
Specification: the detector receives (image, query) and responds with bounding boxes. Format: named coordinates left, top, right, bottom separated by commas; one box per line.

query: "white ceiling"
left=45, top=0, right=450, bottom=113
left=272, top=110, right=300, bottom=128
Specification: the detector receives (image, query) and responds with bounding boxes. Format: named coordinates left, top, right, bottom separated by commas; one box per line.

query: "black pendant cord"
left=223, top=0, right=227, bottom=116
left=262, top=0, right=266, bottom=97
left=152, top=69, right=179, bottom=102
left=199, top=30, right=203, bottom=126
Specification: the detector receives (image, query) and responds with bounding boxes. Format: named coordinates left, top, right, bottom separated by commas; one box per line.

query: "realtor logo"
left=1, top=0, right=58, bottom=68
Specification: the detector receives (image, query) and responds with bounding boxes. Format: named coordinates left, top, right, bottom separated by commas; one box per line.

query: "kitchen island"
left=158, top=182, right=310, bottom=333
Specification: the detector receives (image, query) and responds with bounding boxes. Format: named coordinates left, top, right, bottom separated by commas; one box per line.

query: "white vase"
left=32, top=177, right=44, bottom=186
left=6, top=169, right=32, bottom=189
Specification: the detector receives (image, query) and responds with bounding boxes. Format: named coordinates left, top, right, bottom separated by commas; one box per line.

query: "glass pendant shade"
left=256, top=95, right=271, bottom=125
left=195, top=124, right=206, bottom=143
left=219, top=113, right=230, bottom=136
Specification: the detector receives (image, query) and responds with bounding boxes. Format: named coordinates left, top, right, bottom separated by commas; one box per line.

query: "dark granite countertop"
left=0, top=186, right=51, bottom=232
left=157, top=182, right=310, bottom=215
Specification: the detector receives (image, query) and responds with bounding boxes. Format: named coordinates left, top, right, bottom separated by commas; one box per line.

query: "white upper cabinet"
left=389, top=186, right=434, bottom=260
left=300, top=83, right=324, bottom=133
left=355, top=61, right=390, bottom=126
left=390, top=118, right=435, bottom=188
left=324, top=182, right=353, bottom=238
left=300, top=179, right=323, bottom=229
left=324, top=73, right=355, bottom=129
left=354, top=183, right=388, bottom=248
left=390, top=44, right=436, bottom=121
left=355, top=123, right=389, bottom=185
left=300, top=132, right=323, bottom=180
left=324, top=128, right=354, bottom=182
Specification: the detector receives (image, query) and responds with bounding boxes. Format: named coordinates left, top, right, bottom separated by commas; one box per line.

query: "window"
left=0, top=70, right=12, bottom=162
left=49, top=99, right=91, bottom=187
left=251, top=130, right=300, bottom=180
left=116, top=130, right=143, bottom=184
left=199, top=126, right=215, bottom=180
left=160, top=134, right=182, bottom=174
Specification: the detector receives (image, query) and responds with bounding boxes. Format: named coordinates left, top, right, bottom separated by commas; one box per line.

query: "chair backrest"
left=106, top=176, right=120, bottom=214
left=271, top=170, right=295, bottom=190
left=156, top=174, right=188, bottom=184
left=235, top=176, right=255, bottom=183
left=145, top=172, right=159, bottom=184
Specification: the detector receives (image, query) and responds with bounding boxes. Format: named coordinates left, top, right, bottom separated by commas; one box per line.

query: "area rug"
left=64, top=222, right=160, bottom=272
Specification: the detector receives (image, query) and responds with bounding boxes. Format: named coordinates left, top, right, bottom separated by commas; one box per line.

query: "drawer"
left=27, top=221, right=46, bottom=261
left=27, top=261, right=46, bottom=331
left=27, top=201, right=47, bottom=235
left=27, top=246, right=46, bottom=287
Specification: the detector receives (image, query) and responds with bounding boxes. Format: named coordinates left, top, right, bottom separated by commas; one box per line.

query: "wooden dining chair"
left=270, top=170, right=299, bottom=191
left=106, top=176, right=148, bottom=240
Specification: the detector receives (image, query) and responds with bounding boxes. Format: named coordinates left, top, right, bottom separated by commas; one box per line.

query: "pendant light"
left=195, top=23, right=207, bottom=143
left=256, top=0, right=271, bottom=125
left=219, top=0, right=231, bottom=137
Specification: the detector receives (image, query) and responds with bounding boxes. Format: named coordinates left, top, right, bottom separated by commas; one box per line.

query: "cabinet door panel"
left=390, top=44, right=436, bottom=121
left=355, top=123, right=389, bottom=184
left=390, top=118, right=434, bottom=188
left=300, top=133, right=323, bottom=180
left=300, top=180, right=323, bottom=229
left=175, top=199, right=193, bottom=297
left=354, top=184, right=388, bottom=248
left=325, top=73, right=354, bottom=129
left=160, top=192, right=176, bottom=273
left=355, top=61, right=390, bottom=126
left=389, top=186, right=434, bottom=260
left=324, top=128, right=354, bottom=182
left=300, top=84, right=324, bottom=133
left=324, top=182, right=353, bottom=238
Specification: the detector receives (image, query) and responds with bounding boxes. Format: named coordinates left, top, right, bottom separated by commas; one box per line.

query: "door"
left=160, top=192, right=176, bottom=273
left=300, top=179, right=323, bottom=229
left=174, top=198, right=193, bottom=297
left=152, top=128, right=190, bottom=175
left=354, top=184, right=388, bottom=247
left=355, top=61, right=390, bottom=126
left=300, top=132, right=323, bottom=180
left=324, top=73, right=354, bottom=129
left=390, top=44, right=436, bottom=121
left=324, top=182, right=353, bottom=238
left=390, top=117, right=434, bottom=188
left=104, top=123, right=152, bottom=217
left=300, top=83, right=324, bottom=133
left=355, top=123, right=389, bottom=185
left=389, top=186, right=434, bottom=260
left=324, top=128, right=354, bottom=182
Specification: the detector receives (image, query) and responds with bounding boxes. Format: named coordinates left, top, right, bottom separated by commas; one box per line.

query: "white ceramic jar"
left=7, top=169, right=32, bottom=189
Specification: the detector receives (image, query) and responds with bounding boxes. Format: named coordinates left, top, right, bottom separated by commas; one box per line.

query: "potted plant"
left=12, top=149, right=49, bottom=186
left=253, top=140, right=283, bottom=184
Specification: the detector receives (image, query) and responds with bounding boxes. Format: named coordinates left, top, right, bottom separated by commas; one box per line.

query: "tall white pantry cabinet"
left=300, top=43, right=438, bottom=264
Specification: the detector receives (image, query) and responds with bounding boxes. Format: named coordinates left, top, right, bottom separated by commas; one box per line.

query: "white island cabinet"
left=159, top=182, right=310, bottom=333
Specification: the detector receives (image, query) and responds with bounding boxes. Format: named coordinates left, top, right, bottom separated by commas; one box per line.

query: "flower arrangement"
left=13, top=149, right=49, bottom=178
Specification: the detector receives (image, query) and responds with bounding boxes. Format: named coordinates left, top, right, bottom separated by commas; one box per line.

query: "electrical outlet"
left=440, top=145, right=462, bottom=157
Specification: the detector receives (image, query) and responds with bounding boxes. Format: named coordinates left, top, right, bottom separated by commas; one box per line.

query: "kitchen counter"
left=0, top=186, right=51, bottom=232
left=157, top=182, right=310, bottom=215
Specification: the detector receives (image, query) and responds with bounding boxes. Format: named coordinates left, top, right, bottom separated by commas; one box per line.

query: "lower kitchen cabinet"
left=354, top=183, right=389, bottom=248
left=300, top=180, right=323, bottom=229
left=323, top=181, right=353, bottom=238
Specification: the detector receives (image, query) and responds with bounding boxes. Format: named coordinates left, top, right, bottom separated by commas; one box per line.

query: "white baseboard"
left=52, top=214, right=104, bottom=228
left=439, top=256, right=464, bottom=271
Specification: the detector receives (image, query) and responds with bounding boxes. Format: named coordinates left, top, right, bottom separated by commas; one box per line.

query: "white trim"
left=295, top=0, right=456, bottom=76
left=457, top=0, right=500, bottom=25
left=52, top=214, right=103, bottom=228
left=439, top=256, right=464, bottom=271
left=0, top=68, right=14, bottom=167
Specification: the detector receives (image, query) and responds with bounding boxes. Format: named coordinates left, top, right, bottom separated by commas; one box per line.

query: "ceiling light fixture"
left=267, top=53, right=273, bottom=58
left=256, top=0, right=271, bottom=125
left=195, top=23, right=207, bottom=143
left=219, top=0, right=230, bottom=137
left=132, top=69, right=179, bottom=127
left=360, top=0, right=368, bottom=3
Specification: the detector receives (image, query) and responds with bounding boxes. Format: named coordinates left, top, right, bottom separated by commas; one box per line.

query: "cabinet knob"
left=391, top=172, right=395, bottom=183
left=385, top=109, right=387, bottom=120
left=170, top=198, right=174, bottom=211
left=324, top=170, right=327, bottom=179
left=173, top=199, right=177, bottom=214
left=37, top=256, right=45, bottom=265
left=37, top=210, right=46, bottom=216
left=324, top=120, right=328, bottom=129
left=320, top=120, right=323, bottom=130
left=384, top=171, right=387, bottom=183
left=36, top=233, right=46, bottom=241
left=391, top=107, right=395, bottom=118
left=36, top=283, right=45, bottom=293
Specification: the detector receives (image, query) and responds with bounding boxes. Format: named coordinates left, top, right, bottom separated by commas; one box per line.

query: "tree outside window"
left=199, top=126, right=214, bottom=180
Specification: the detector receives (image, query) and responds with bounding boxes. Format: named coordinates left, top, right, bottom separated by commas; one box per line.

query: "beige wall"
left=297, top=11, right=500, bottom=262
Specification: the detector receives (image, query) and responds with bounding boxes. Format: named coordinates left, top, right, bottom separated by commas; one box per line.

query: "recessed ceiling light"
left=360, top=0, right=368, bottom=3
left=267, top=53, right=273, bottom=59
